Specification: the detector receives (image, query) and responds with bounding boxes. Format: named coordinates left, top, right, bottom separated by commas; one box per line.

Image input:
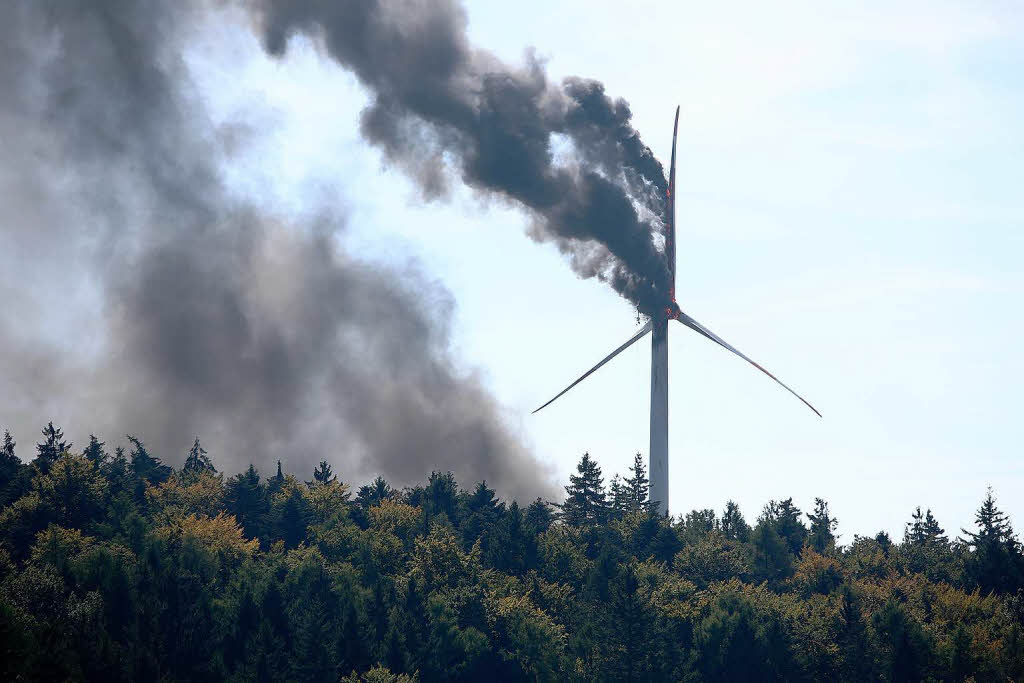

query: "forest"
left=0, top=422, right=1022, bottom=682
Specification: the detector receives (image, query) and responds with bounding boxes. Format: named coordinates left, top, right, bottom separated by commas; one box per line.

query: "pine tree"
left=904, top=507, right=947, bottom=548
left=624, top=452, right=650, bottom=513
left=492, top=500, right=529, bottom=574
left=751, top=521, right=793, bottom=582
left=721, top=500, right=750, bottom=542
left=267, top=460, right=285, bottom=496
left=309, top=460, right=336, bottom=487
left=680, top=509, right=718, bottom=545
left=559, top=452, right=606, bottom=527
left=356, top=476, right=393, bottom=508
left=807, top=498, right=839, bottom=553
left=126, top=435, right=171, bottom=485
left=82, top=434, right=108, bottom=468
left=759, top=498, right=807, bottom=556
left=608, top=474, right=626, bottom=519
left=525, top=498, right=553, bottom=534
left=423, top=471, right=458, bottom=523
left=226, top=464, right=268, bottom=539
left=181, top=436, right=215, bottom=481
left=462, top=480, right=501, bottom=549
left=0, top=429, right=25, bottom=506
left=961, top=488, right=1023, bottom=594
left=1, top=430, right=18, bottom=481
left=34, top=421, right=70, bottom=474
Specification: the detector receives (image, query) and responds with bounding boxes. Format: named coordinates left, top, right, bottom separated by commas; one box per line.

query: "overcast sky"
left=5, top=1, right=1023, bottom=540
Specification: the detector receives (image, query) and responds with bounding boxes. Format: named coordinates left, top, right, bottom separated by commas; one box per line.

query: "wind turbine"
left=534, top=106, right=820, bottom=516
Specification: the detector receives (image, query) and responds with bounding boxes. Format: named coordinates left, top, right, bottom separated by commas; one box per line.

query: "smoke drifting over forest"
left=0, top=0, right=671, bottom=498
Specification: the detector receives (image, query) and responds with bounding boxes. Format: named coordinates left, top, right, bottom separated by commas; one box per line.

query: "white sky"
left=188, top=1, right=1023, bottom=540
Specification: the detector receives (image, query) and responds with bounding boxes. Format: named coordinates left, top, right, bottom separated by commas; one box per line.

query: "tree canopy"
left=0, top=425, right=1021, bottom=681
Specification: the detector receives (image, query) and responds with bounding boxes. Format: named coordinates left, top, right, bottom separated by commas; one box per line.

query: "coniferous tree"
left=831, top=584, right=870, bottom=679
left=267, top=459, right=285, bottom=497
left=680, top=509, right=718, bottom=545
left=492, top=500, right=531, bottom=574
left=901, top=506, right=954, bottom=581
left=608, top=474, right=626, bottom=519
left=226, top=464, right=268, bottom=540
left=34, top=421, right=70, bottom=474
left=872, top=600, right=934, bottom=681
left=461, top=480, right=501, bottom=550
left=181, top=436, right=215, bottom=482
left=126, top=435, right=170, bottom=485
left=271, top=477, right=311, bottom=549
left=905, top=506, right=947, bottom=547
left=1, top=430, right=15, bottom=467
left=0, top=429, right=20, bottom=496
left=560, top=452, right=606, bottom=526
left=525, top=497, right=553, bottom=534
left=751, top=521, right=793, bottom=582
left=104, top=445, right=130, bottom=494
left=81, top=434, right=108, bottom=469
left=356, top=476, right=393, bottom=508
left=624, top=452, right=650, bottom=513
left=759, top=498, right=807, bottom=556
left=604, top=562, right=654, bottom=680
left=309, top=460, right=336, bottom=487
left=961, top=488, right=1023, bottom=594
left=875, top=530, right=894, bottom=556
left=721, top=500, right=750, bottom=542
left=807, top=498, right=838, bottom=553
left=423, top=470, right=458, bottom=524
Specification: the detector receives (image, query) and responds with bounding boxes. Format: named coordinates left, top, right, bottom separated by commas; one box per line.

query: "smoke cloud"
left=255, top=0, right=672, bottom=315
left=0, top=0, right=557, bottom=500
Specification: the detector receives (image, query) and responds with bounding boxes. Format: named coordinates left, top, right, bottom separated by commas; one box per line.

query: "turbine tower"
left=534, top=106, right=820, bottom=516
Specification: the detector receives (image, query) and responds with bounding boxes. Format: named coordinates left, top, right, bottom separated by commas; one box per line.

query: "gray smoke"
left=255, top=0, right=673, bottom=315
left=0, top=0, right=556, bottom=501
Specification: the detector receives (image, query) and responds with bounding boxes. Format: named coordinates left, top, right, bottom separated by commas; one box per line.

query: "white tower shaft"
left=649, top=317, right=669, bottom=516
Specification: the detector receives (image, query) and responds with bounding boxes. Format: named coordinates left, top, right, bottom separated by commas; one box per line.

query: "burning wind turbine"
left=534, top=107, right=821, bottom=516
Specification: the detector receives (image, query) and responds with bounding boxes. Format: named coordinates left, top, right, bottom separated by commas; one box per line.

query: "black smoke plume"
left=0, top=0, right=556, bottom=500
left=255, top=0, right=673, bottom=315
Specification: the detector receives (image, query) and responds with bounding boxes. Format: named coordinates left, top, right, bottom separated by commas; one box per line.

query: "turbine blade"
left=667, top=105, right=679, bottom=300
left=673, top=311, right=821, bottom=417
left=533, top=321, right=653, bottom=414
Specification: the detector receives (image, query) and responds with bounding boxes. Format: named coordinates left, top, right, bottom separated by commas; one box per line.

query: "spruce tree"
left=82, top=434, right=108, bottom=468
left=309, top=460, right=336, bottom=487
left=624, top=452, right=650, bottom=513
left=807, top=498, right=839, bottom=553
left=356, top=476, right=393, bottom=509
left=721, top=500, right=750, bottom=542
left=0, top=430, right=18, bottom=481
left=905, top=507, right=948, bottom=549
left=0, top=429, right=25, bottom=506
left=760, top=498, right=807, bottom=556
left=126, top=435, right=171, bottom=485
left=560, top=452, right=606, bottom=527
left=608, top=474, right=626, bottom=519
left=961, top=488, right=1023, bottom=594
left=34, top=421, right=70, bottom=474
left=182, top=437, right=215, bottom=481
left=267, top=460, right=285, bottom=496
left=525, top=498, right=553, bottom=534
left=226, top=464, right=268, bottom=539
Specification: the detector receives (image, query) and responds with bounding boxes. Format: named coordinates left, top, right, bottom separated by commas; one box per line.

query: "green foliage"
left=181, top=437, right=216, bottom=483
left=0, top=433, right=1019, bottom=681
left=34, top=421, right=70, bottom=475
left=558, top=453, right=606, bottom=527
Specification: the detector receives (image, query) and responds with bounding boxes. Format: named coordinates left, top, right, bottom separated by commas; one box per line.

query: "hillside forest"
left=0, top=422, right=1022, bottom=681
